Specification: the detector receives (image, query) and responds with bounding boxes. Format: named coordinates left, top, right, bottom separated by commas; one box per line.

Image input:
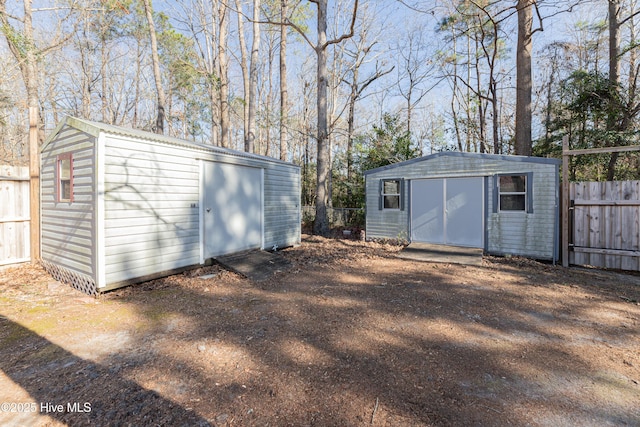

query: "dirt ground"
left=0, top=235, right=639, bottom=427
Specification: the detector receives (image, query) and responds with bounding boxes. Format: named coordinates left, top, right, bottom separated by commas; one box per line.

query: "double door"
left=410, top=177, right=484, bottom=248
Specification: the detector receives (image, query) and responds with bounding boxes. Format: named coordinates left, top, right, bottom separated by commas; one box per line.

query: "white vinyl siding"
left=263, top=165, right=300, bottom=250
left=102, top=135, right=200, bottom=285
left=102, top=135, right=301, bottom=285
left=42, top=117, right=301, bottom=293
left=41, top=126, right=96, bottom=279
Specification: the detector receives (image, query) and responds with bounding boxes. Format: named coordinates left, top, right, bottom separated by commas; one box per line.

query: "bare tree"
left=234, top=0, right=261, bottom=153
left=515, top=0, right=534, bottom=156
left=218, top=1, right=231, bottom=147
left=279, top=0, right=289, bottom=161
left=281, top=0, right=358, bottom=234
left=605, top=0, right=640, bottom=179
left=396, top=24, right=436, bottom=136
left=235, top=0, right=251, bottom=149
left=438, top=1, right=504, bottom=154
left=0, top=0, right=77, bottom=261
left=142, top=0, right=166, bottom=134
left=343, top=26, right=393, bottom=201
left=247, top=0, right=261, bottom=153
left=514, top=0, right=582, bottom=155
left=475, top=4, right=503, bottom=153
left=309, top=0, right=358, bottom=236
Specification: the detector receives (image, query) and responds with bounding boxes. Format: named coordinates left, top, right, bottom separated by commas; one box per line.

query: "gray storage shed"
left=364, top=152, right=561, bottom=261
left=41, top=116, right=300, bottom=294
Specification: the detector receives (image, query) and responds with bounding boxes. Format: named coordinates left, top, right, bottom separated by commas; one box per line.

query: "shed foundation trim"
left=42, top=260, right=97, bottom=296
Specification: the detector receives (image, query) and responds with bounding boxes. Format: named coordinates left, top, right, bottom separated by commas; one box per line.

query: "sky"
left=0, top=0, right=616, bottom=153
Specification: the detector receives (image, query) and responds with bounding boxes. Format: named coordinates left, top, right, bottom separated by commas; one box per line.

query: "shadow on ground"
left=1, top=237, right=639, bottom=426
left=0, top=316, right=210, bottom=426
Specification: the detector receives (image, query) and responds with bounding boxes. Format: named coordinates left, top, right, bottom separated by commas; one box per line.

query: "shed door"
left=411, top=177, right=484, bottom=248
left=203, top=161, right=262, bottom=258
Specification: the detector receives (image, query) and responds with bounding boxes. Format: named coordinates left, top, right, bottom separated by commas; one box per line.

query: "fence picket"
left=571, top=180, right=640, bottom=271
left=0, top=165, right=30, bottom=265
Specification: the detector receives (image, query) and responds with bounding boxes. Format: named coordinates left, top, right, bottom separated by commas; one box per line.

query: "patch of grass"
left=25, top=343, right=66, bottom=363
left=0, top=321, right=31, bottom=349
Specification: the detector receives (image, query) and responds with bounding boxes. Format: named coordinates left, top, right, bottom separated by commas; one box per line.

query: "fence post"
left=29, top=106, right=40, bottom=262
left=562, top=135, right=569, bottom=267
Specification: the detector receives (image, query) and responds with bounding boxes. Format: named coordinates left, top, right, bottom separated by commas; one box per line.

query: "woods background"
left=2, top=0, right=640, bottom=232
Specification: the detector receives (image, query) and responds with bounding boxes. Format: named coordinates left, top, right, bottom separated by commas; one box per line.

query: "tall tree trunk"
left=488, top=17, right=500, bottom=153
left=515, top=0, right=533, bottom=156
left=247, top=0, right=261, bottom=153
left=475, top=37, right=486, bottom=153
left=264, top=32, right=276, bottom=157
left=279, top=0, right=288, bottom=161
left=197, top=0, right=220, bottom=146
left=313, top=0, right=330, bottom=236
left=207, top=2, right=219, bottom=146
left=218, top=1, right=230, bottom=148
left=235, top=0, right=250, bottom=148
left=406, top=85, right=413, bottom=136
left=101, top=37, right=109, bottom=122
left=629, top=2, right=637, bottom=102
left=491, top=82, right=499, bottom=154
left=450, top=25, right=463, bottom=152
left=80, top=23, right=91, bottom=119
left=133, top=37, right=142, bottom=127
left=142, top=0, right=166, bottom=134
left=291, top=0, right=357, bottom=235
left=347, top=76, right=357, bottom=205
left=466, top=35, right=472, bottom=152
left=544, top=48, right=558, bottom=145
left=607, top=0, right=621, bottom=180
left=209, top=84, right=219, bottom=146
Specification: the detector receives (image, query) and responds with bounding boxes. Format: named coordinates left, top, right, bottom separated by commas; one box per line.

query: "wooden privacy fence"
left=0, top=165, right=30, bottom=266
left=570, top=180, right=640, bottom=271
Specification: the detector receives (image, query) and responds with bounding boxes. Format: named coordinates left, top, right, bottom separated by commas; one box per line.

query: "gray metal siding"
left=365, top=153, right=559, bottom=259
left=41, top=126, right=96, bottom=278
left=263, top=164, right=301, bottom=250
left=365, top=174, right=410, bottom=241
left=486, top=170, right=558, bottom=259
left=103, top=136, right=200, bottom=284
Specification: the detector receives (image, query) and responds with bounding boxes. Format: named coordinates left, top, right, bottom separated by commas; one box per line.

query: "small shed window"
left=498, top=174, right=526, bottom=211
left=57, top=153, right=73, bottom=202
left=380, top=179, right=403, bottom=210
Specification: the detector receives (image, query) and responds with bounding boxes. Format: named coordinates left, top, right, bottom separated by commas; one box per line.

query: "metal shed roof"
left=42, top=116, right=297, bottom=167
left=364, top=151, right=561, bottom=175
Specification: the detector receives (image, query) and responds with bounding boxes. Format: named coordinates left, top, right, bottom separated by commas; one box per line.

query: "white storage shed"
left=364, top=152, right=561, bottom=261
left=40, top=117, right=300, bottom=294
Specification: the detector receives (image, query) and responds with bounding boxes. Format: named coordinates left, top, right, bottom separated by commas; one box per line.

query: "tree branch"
left=358, top=64, right=395, bottom=97
left=322, top=0, right=359, bottom=49
left=531, top=1, right=544, bottom=36
left=243, top=10, right=316, bottom=51
left=618, top=8, right=640, bottom=27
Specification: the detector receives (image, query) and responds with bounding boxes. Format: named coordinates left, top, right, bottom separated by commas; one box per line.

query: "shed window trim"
left=57, top=153, right=74, bottom=203
left=494, top=173, right=533, bottom=213
left=379, top=178, right=404, bottom=210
